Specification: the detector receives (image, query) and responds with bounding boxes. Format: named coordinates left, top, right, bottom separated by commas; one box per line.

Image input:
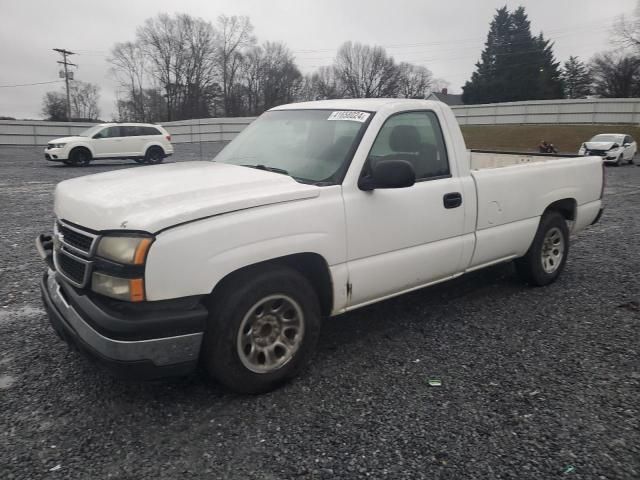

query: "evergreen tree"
left=561, top=56, right=592, bottom=98
left=462, top=6, right=563, bottom=104
left=535, top=34, right=563, bottom=99
left=462, top=6, right=511, bottom=104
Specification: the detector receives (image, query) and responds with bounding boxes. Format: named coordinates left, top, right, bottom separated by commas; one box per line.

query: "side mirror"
left=623, top=143, right=630, bottom=147
left=359, top=159, right=416, bottom=191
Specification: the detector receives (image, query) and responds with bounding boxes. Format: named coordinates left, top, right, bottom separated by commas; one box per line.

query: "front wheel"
left=515, top=211, right=569, bottom=286
left=615, top=154, right=624, bottom=166
left=67, top=148, right=91, bottom=167
left=202, top=265, right=321, bottom=394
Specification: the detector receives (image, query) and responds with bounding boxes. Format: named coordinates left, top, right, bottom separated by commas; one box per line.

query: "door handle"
left=443, top=192, right=462, bottom=209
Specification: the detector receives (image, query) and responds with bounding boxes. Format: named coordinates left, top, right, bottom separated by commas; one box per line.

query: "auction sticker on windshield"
left=327, top=111, right=370, bottom=122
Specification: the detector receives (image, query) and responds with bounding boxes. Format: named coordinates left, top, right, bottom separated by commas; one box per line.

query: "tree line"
left=105, top=13, right=440, bottom=122
left=41, top=5, right=640, bottom=121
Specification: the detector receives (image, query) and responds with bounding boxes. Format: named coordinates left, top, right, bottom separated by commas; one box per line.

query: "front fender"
left=143, top=187, right=347, bottom=302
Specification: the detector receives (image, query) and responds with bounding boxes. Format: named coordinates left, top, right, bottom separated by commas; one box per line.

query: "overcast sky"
left=0, top=0, right=636, bottom=119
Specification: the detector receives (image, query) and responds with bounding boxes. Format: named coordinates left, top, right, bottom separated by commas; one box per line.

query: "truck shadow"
left=86, top=261, right=523, bottom=402
left=316, top=262, right=520, bottom=355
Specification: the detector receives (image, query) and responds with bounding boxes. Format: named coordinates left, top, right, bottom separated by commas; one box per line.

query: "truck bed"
left=465, top=150, right=603, bottom=271
left=470, top=150, right=580, bottom=170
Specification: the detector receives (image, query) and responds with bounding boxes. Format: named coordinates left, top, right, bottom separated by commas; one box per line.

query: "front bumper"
left=38, top=235, right=207, bottom=379
left=591, top=207, right=604, bottom=225
left=44, top=147, right=67, bottom=161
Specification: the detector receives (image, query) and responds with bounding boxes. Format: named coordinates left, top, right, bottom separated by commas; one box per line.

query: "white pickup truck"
left=37, top=99, right=604, bottom=393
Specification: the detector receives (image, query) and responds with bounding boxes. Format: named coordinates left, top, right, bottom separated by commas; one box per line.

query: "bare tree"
left=590, top=52, right=640, bottom=97
left=69, top=81, right=101, bottom=120
left=217, top=15, right=255, bottom=115
left=397, top=63, right=432, bottom=98
left=135, top=13, right=218, bottom=120
left=260, top=42, right=302, bottom=110
left=42, top=92, right=67, bottom=121
left=239, top=46, right=263, bottom=115
left=306, top=66, right=342, bottom=100
left=612, top=1, right=640, bottom=51
left=42, top=83, right=100, bottom=121
left=109, top=41, right=148, bottom=121
left=334, top=42, right=400, bottom=98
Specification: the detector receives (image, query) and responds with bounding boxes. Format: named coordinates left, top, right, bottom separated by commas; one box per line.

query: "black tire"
left=203, top=265, right=322, bottom=394
left=515, top=211, right=569, bottom=286
left=144, top=146, right=165, bottom=165
left=67, top=148, right=91, bottom=167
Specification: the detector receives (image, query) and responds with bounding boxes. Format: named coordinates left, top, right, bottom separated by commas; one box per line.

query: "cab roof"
left=270, top=98, right=443, bottom=113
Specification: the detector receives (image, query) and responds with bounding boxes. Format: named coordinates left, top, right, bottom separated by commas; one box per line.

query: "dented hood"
left=584, top=141, right=619, bottom=151
left=54, top=161, right=320, bottom=232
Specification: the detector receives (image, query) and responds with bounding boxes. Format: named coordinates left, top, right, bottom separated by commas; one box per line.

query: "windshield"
left=214, top=109, right=371, bottom=184
left=78, top=125, right=105, bottom=137
left=590, top=134, right=623, bottom=143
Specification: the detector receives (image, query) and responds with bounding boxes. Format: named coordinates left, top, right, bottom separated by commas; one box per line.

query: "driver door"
left=342, top=111, right=467, bottom=308
left=92, top=126, right=123, bottom=157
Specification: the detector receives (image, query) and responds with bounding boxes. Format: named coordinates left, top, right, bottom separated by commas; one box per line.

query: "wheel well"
left=210, top=253, right=334, bottom=317
left=146, top=145, right=165, bottom=155
left=69, top=146, right=91, bottom=158
left=544, top=198, right=576, bottom=221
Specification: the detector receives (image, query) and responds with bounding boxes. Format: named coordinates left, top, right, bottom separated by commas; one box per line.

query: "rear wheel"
left=515, top=211, right=569, bottom=286
left=68, top=148, right=91, bottom=167
left=202, top=265, right=321, bottom=394
left=144, top=146, right=165, bottom=165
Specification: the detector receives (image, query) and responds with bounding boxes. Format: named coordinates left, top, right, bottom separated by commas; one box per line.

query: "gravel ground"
left=1, top=144, right=639, bottom=480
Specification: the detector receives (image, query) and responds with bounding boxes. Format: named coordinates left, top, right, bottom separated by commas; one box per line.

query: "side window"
left=97, top=126, right=121, bottom=138
left=144, top=126, right=162, bottom=136
left=624, top=135, right=632, bottom=145
left=368, top=111, right=450, bottom=180
left=93, top=128, right=108, bottom=139
left=122, top=126, right=141, bottom=136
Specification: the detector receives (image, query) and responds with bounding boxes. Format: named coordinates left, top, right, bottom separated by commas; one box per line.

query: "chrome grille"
left=56, top=220, right=98, bottom=255
left=53, top=248, right=93, bottom=288
left=53, top=220, right=97, bottom=288
left=58, top=253, right=87, bottom=284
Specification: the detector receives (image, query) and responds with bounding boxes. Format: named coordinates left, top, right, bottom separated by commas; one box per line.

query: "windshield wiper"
left=241, top=164, right=289, bottom=175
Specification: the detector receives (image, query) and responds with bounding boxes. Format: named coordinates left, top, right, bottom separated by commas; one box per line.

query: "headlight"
left=52, top=143, right=66, bottom=148
left=96, top=235, right=153, bottom=265
left=92, top=272, right=145, bottom=302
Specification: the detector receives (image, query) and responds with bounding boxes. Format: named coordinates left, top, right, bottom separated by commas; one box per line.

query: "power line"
left=0, top=80, right=64, bottom=88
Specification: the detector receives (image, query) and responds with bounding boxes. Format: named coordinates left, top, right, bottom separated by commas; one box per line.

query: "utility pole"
left=53, top=48, right=77, bottom=121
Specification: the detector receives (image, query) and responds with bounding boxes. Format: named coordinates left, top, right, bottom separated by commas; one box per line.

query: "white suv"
left=44, top=123, right=174, bottom=167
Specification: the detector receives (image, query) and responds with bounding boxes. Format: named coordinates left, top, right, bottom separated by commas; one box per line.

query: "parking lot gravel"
left=1, top=144, right=639, bottom=479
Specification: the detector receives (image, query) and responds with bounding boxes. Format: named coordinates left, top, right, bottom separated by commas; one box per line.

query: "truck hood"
left=54, top=161, right=321, bottom=232
left=584, top=141, right=619, bottom=150
left=48, top=136, right=87, bottom=144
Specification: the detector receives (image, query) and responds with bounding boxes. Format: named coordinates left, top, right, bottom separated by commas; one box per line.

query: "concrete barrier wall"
left=0, top=118, right=256, bottom=146
left=2, top=98, right=639, bottom=145
left=452, top=98, right=640, bottom=125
